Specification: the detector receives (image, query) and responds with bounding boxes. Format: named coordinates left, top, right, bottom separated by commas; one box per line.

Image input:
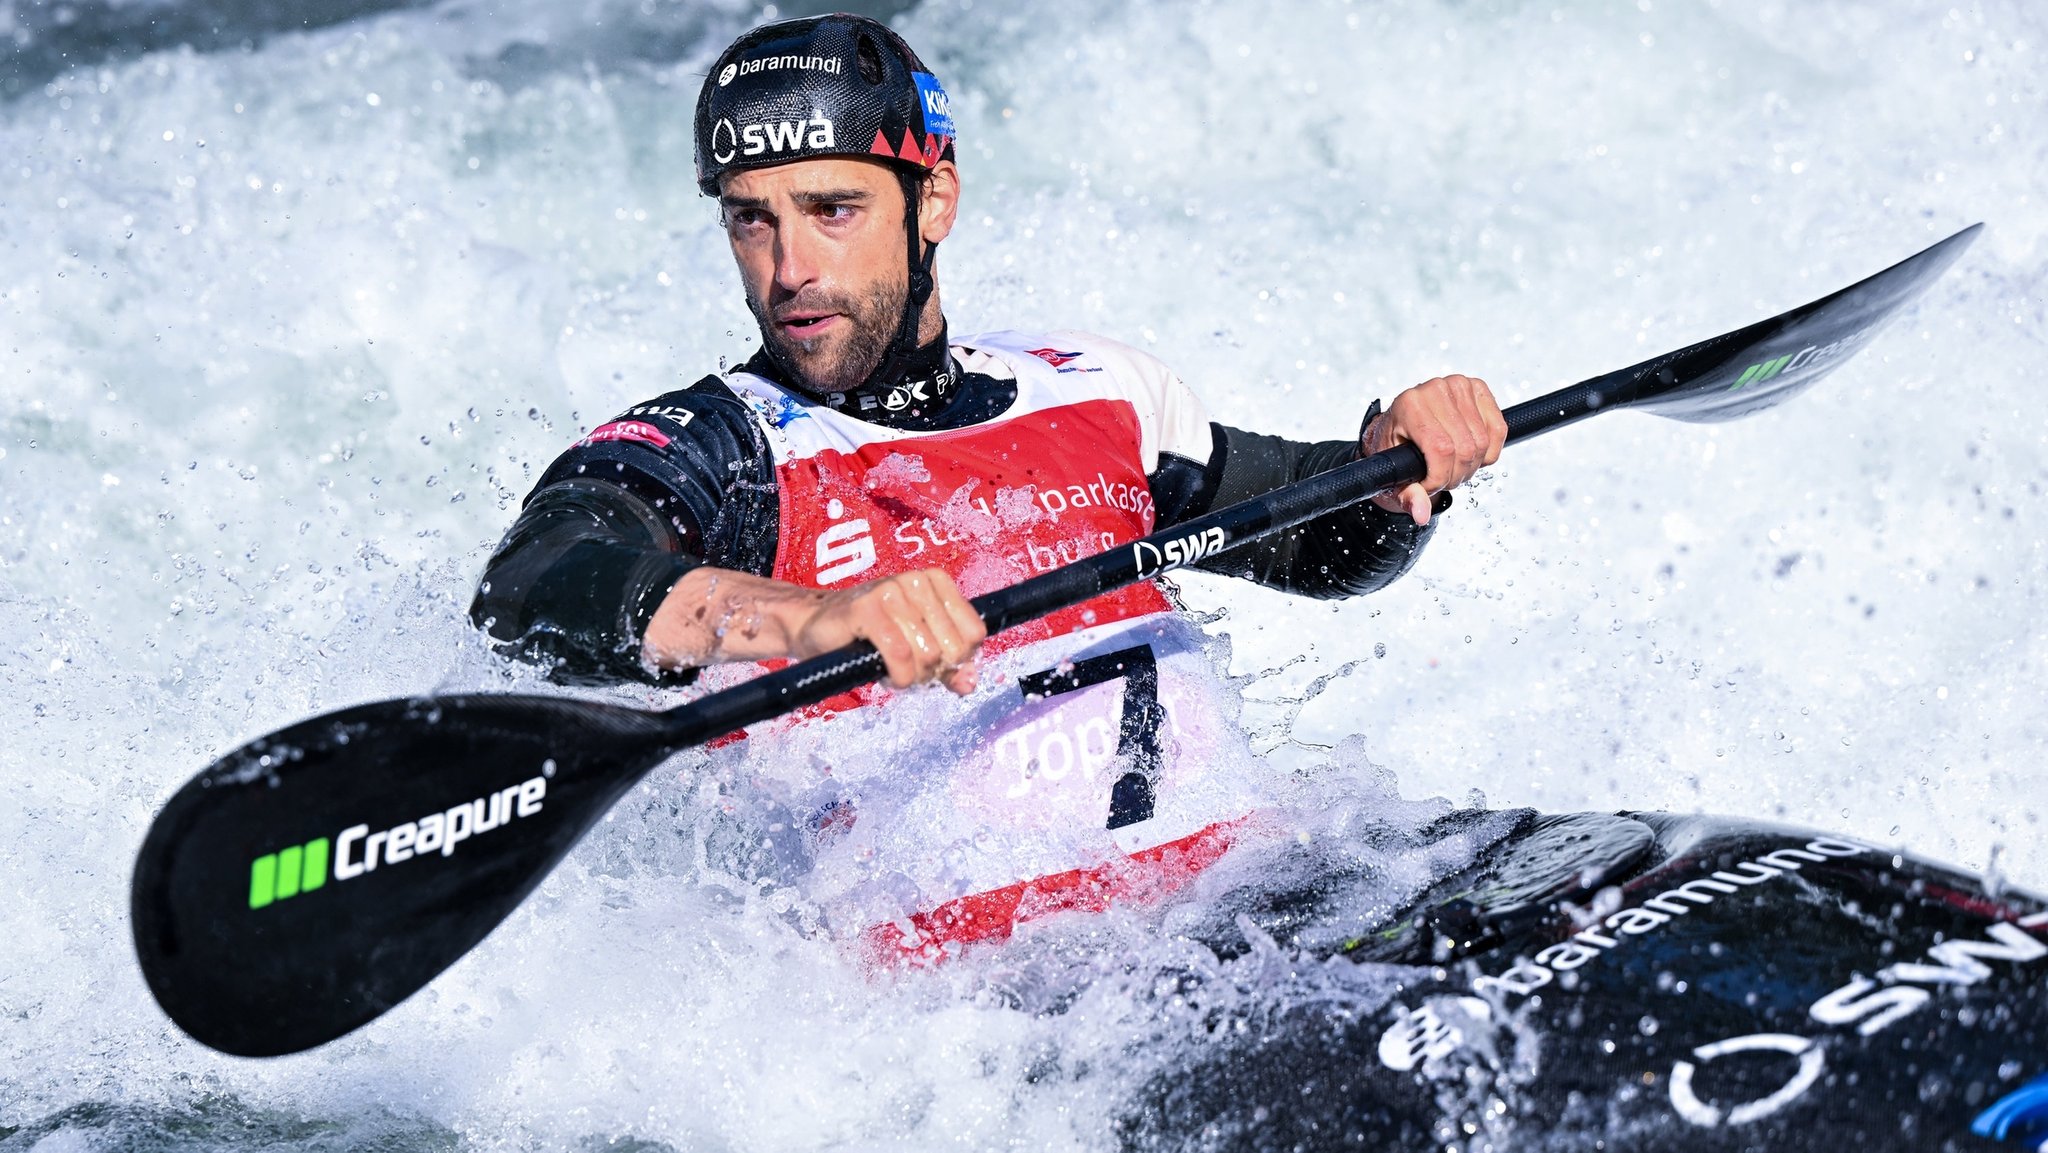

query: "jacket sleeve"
left=1149, top=402, right=1445, bottom=599
left=468, top=379, right=780, bottom=684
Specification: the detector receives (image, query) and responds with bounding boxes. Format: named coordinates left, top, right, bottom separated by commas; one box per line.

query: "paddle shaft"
left=671, top=439, right=1512, bottom=747
left=660, top=340, right=1734, bottom=751
left=655, top=437, right=1409, bottom=746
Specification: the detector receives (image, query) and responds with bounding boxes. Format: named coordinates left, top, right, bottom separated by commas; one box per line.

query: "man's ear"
left=919, top=160, right=960, bottom=246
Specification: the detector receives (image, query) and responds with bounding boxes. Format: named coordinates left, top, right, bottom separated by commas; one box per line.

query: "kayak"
left=1116, top=811, right=2048, bottom=1152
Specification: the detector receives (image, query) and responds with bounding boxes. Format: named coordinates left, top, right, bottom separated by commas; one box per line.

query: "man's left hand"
left=1362, top=374, right=1507, bottom=525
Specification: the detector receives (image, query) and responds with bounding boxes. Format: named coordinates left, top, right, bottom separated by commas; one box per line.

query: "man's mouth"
left=777, top=312, right=840, bottom=338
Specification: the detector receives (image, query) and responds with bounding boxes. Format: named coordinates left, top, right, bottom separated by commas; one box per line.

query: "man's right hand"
left=643, top=565, right=986, bottom=694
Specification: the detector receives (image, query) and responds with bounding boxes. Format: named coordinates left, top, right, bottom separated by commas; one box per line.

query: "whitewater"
left=2, top=0, right=2043, bottom=1148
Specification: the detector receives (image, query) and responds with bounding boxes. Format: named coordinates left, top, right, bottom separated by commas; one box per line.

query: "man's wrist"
left=642, top=567, right=825, bottom=670
left=1356, top=399, right=1388, bottom=455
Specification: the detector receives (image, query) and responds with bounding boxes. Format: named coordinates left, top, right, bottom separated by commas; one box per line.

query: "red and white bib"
left=707, top=331, right=1264, bottom=963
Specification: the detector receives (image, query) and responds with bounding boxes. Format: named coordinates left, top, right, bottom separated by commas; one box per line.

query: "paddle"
left=131, top=223, right=1983, bottom=1057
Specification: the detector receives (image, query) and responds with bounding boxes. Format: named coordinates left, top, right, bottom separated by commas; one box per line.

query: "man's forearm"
left=469, top=478, right=700, bottom=683
left=640, top=566, right=828, bottom=671
left=644, top=565, right=986, bottom=693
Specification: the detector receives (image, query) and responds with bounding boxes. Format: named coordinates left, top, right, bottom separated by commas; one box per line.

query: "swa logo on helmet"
left=710, top=116, right=837, bottom=166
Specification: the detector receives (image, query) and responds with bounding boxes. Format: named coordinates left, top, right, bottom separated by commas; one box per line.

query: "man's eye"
left=817, top=204, right=856, bottom=220
left=728, top=210, right=768, bottom=229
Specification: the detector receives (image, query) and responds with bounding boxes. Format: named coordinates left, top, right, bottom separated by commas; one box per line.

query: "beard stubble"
left=748, top=272, right=906, bottom=397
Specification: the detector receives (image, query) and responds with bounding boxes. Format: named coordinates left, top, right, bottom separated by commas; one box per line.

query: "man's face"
left=719, top=158, right=914, bottom=395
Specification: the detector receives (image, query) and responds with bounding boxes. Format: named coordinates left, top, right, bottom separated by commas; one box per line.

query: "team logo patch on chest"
left=1025, top=348, right=1100, bottom=373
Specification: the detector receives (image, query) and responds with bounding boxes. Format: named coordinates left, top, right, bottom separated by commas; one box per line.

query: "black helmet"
left=693, top=13, right=958, bottom=405
left=694, top=13, right=956, bottom=196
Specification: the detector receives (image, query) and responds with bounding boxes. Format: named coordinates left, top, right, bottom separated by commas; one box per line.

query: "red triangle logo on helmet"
left=922, top=133, right=948, bottom=165
left=870, top=129, right=896, bottom=158
left=897, top=128, right=924, bottom=164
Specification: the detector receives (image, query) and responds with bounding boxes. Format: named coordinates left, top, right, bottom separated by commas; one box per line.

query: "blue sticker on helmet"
left=1975, top=1071, right=2048, bottom=1144
left=913, top=72, right=955, bottom=138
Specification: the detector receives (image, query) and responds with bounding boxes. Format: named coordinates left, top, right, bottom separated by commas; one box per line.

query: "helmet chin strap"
left=853, top=167, right=940, bottom=393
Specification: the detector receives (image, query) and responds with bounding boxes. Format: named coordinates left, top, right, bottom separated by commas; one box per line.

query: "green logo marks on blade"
left=1731, top=354, right=1794, bottom=391
left=249, top=837, right=330, bottom=909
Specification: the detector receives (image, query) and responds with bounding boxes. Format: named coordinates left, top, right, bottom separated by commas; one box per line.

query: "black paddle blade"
left=131, top=693, right=682, bottom=1056
left=1631, top=222, right=1981, bottom=422
left=1503, top=224, right=1982, bottom=442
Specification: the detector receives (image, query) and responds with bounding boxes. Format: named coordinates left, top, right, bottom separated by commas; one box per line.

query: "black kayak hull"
left=1126, top=812, right=2048, bottom=1152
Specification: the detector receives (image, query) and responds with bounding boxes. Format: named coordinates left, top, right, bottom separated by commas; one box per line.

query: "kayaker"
left=470, top=12, right=1506, bottom=955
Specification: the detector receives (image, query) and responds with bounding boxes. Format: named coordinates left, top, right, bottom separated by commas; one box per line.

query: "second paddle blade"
left=1629, top=223, right=1981, bottom=424
left=131, top=692, right=683, bottom=1057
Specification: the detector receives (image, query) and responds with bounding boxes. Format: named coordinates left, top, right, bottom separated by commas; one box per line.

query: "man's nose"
left=771, top=220, right=821, bottom=294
